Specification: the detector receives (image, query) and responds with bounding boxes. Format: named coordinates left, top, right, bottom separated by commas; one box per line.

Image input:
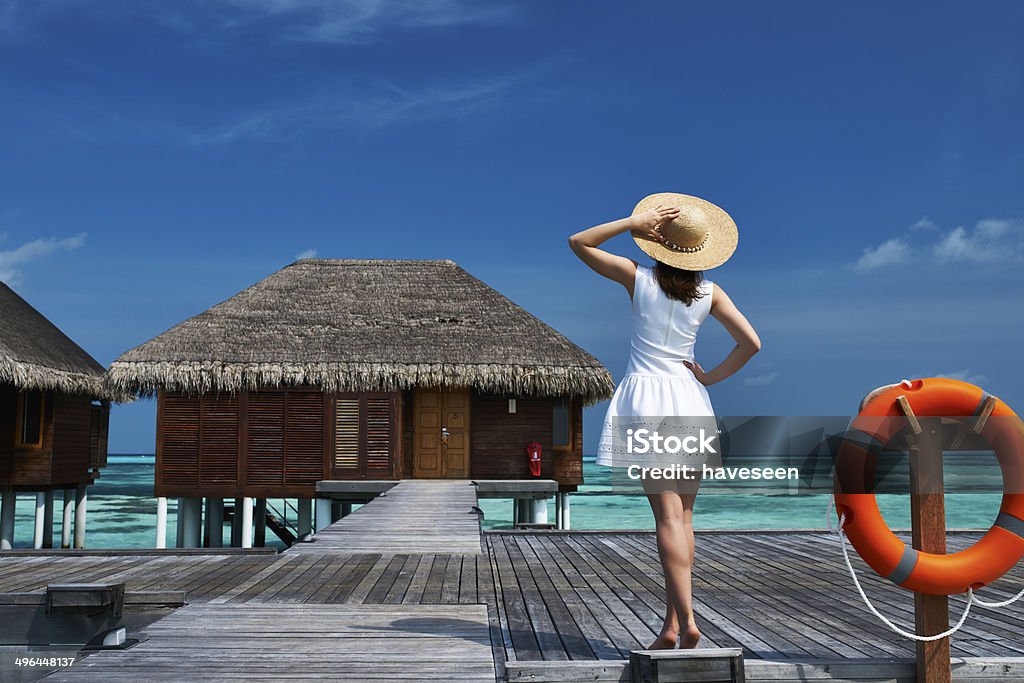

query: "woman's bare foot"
left=646, top=630, right=678, bottom=650
left=679, top=624, right=702, bottom=649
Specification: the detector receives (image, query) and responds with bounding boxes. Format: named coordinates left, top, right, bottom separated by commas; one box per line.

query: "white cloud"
left=854, top=238, right=909, bottom=272
left=853, top=217, right=1022, bottom=271
left=1, top=1, right=516, bottom=44
left=933, top=369, right=988, bottom=386
left=221, top=0, right=516, bottom=43
left=57, top=75, right=522, bottom=147
left=744, top=371, right=780, bottom=387
left=911, top=216, right=938, bottom=231
left=0, top=233, right=87, bottom=284
left=295, top=248, right=317, bottom=260
left=933, top=219, right=1019, bottom=263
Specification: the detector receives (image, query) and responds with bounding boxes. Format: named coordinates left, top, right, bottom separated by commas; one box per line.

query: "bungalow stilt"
left=155, top=496, right=168, bottom=548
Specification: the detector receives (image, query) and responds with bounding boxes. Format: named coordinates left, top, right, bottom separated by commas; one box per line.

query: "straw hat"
left=631, top=192, right=738, bottom=270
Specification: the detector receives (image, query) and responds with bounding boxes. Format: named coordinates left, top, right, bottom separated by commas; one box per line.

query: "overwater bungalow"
left=107, top=259, right=613, bottom=547
left=0, top=282, right=111, bottom=549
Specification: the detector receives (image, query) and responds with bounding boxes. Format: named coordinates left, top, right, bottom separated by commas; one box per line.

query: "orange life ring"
left=834, top=377, right=1024, bottom=595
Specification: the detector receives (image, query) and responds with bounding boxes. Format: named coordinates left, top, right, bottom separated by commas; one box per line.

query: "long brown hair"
left=653, top=261, right=706, bottom=305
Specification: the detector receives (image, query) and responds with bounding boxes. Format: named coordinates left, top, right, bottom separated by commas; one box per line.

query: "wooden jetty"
left=2, top=524, right=1023, bottom=681
left=291, top=480, right=483, bottom=555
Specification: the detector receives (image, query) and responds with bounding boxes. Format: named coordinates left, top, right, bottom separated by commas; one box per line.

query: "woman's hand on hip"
left=683, top=360, right=710, bottom=386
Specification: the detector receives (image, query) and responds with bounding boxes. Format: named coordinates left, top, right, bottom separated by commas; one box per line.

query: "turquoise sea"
left=0, top=454, right=1005, bottom=549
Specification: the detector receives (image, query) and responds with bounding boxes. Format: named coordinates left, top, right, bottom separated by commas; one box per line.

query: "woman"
left=568, top=192, right=760, bottom=650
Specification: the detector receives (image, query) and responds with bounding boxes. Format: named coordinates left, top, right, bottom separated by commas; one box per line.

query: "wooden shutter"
left=364, top=397, right=394, bottom=474
left=246, top=391, right=285, bottom=486
left=199, top=394, right=239, bottom=485
left=284, top=390, right=324, bottom=485
left=331, top=393, right=396, bottom=478
left=160, top=393, right=200, bottom=487
left=89, top=401, right=110, bottom=469
left=334, top=398, right=361, bottom=473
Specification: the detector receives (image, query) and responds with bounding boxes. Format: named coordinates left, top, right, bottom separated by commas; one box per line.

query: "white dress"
left=596, top=264, right=716, bottom=468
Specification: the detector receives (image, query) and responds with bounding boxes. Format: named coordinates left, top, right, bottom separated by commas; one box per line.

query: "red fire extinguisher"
left=527, top=442, right=542, bottom=477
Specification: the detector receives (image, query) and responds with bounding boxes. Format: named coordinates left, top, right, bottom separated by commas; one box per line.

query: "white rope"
left=826, top=499, right=1024, bottom=639
left=969, top=584, right=1024, bottom=608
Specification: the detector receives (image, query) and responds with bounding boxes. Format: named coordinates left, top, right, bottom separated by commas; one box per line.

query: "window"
left=552, top=398, right=572, bottom=451
left=333, top=394, right=396, bottom=477
left=16, top=390, right=45, bottom=448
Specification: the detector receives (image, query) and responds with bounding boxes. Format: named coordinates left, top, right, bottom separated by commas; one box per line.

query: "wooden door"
left=413, top=388, right=470, bottom=478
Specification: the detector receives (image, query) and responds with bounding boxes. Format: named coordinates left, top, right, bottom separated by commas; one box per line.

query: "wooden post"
left=0, top=489, right=15, bottom=550
left=240, top=497, right=254, bottom=549
left=899, top=399, right=951, bottom=683
left=315, top=498, right=332, bottom=532
left=297, top=498, right=312, bottom=537
left=176, top=498, right=186, bottom=548
left=254, top=498, right=267, bottom=547
left=73, top=486, right=88, bottom=549
left=202, top=497, right=212, bottom=548
left=61, top=489, right=73, bottom=549
left=531, top=498, right=548, bottom=524
left=207, top=498, right=224, bottom=547
left=180, top=497, right=201, bottom=548
left=42, top=490, right=54, bottom=549
left=231, top=498, right=243, bottom=546
left=155, top=497, right=168, bottom=549
left=33, top=492, right=46, bottom=549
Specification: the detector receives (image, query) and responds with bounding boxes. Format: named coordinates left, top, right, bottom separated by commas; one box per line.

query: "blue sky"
left=2, top=1, right=1022, bottom=453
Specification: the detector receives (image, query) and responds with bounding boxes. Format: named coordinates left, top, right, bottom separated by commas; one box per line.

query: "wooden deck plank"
left=401, top=554, right=435, bottom=605
left=524, top=533, right=633, bottom=661
left=47, top=603, right=496, bottom=681
left=490, top=532, right=544, bottom=661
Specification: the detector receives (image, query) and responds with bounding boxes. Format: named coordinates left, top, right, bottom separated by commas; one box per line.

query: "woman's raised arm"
left=568, top=206, right=678, bottom=296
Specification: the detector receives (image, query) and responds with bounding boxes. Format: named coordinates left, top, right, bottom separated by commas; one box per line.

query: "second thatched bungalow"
left=1, top=282, right=111, bottom=550
left=108, top=259, right=612, bottom=547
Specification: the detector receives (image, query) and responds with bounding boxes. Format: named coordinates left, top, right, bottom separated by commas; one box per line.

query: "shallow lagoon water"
left=1, top=455, right=1004, bottom=549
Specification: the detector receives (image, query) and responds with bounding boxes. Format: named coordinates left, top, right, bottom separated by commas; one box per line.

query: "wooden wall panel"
left=0, top=384, right=14, bottom=485
left=49, top=393, right=92, bottom=487
left=159, top=393, right=200, bottom=491
left=401, top=391, right=414, bottom=478
left=156, top=387, right=584, bottom=495
left=245, top=391, right=284, bottom=486
left=199, top=394, right=239, bottom=486
left=284, top=390, right=324, bottom=486
left=469, top=393, right=583, bottom=489
left=2, top=389, right=105, bottom=489
left=470, top=394, right=553, bottom=479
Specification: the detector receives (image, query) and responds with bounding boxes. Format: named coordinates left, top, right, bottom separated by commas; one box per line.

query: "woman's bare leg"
left=677, top=497, right=701, bottom=648
left=656, top=503, right=697, bottom=647
left=645, top=489, right=701, bottom=649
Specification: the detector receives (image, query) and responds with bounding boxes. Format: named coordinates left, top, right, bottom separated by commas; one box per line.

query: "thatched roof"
left=0, top=282, right=108, bottom=397
left=108, top=259, right=614, bottom=404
